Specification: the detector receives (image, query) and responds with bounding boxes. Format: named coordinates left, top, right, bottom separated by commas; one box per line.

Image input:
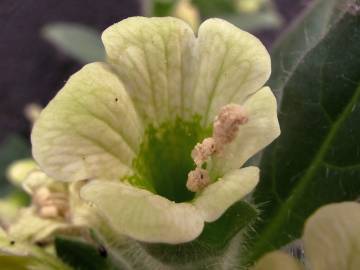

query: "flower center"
left=128, top=116, right=211, bottom=203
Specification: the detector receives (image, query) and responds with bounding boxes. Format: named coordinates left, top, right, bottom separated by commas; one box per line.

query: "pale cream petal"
left=192, top=18, right=271, bottom=125
left=303, top=202, right=360, bottom=270
left=6, top=159, right=37, bottom=187
left=81, top=180, right=204, bottom=244
left=32, top=62, right=143, bottom=181
left=70, top=182, right=126, bottom=245
left=102, top=17, right=197, bottom=124
left=0, top=227, right=30, bottom=257
left=0, top=227, right=71, bottom=270
left=253, top=251, right=303, bottom=270
left=22, top=170, right=66, bottom=195
left=210, top=87, right=280, bottom=176
left=0, top=237, right=47, bottom=270
left=7, top=208, right=71, bottom=243
left=68, top=182, right=100, bottom=228
left=193, top=167, right=259, bottom=222
left=0, top=200, right=20, bottom=228
left=70, top=182, right=127, bottom=244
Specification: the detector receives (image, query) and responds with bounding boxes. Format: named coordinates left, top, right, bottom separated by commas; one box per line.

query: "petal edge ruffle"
left=32, top=62, right=143, bottom=182
left=81, top=180, right=204, bottom=244
left=194, top=167, right=259, bottom=222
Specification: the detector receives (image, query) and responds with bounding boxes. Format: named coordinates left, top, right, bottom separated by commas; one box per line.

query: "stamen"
left=191, top=137, right=216, bottom=167
left=187, top=104, right=249, bottom=192
left=186, top=168, right=210, bottom=192
left=213, top=104, right=248, bottom=151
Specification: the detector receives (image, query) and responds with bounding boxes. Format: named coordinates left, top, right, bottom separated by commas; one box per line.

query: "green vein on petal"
left=80, top=180, right=204, bottom=244
left=194, top=167, right=259, bottom=222
left=102, top=17, right=197, bottom=124
left=192, top=18, right=271, bottom=126
left=32, top=62, right=143, bottom=182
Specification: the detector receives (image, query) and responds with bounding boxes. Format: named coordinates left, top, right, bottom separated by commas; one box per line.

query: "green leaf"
left=55, top=236, right=125, bottom=270
left=244, top=2, right=360, bottom=264
left=42, top=23, right=105, bottom=64
left=141, top=201, right=258, bottom=266
left=0, top=135, right=31, bottom=196
left=269, top=0, right=344, bottom=100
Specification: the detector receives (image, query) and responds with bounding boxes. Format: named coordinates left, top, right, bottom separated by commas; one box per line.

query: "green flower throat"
left=128, top=116, right=212, bottom=203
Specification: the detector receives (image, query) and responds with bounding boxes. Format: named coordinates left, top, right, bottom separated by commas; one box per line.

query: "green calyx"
left=128, top=116, right=212, bottom=203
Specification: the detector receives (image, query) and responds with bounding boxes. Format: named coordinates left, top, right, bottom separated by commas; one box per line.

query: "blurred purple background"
left=0, top=0, right=312, bottom=143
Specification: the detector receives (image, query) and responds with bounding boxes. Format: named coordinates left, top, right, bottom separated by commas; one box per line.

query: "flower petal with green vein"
left=102, top=17, right=271, bottom=126
left=102, top=16, right=197, bottom=124
left=193, top=18, right=271, bottom=125
left=80, top=180, right=204, bottom=244
left=193, top=167, right=259, bottom=222
left=32, top=62, right=143, bottom=182
left=31, top=16, right=280, bottom=245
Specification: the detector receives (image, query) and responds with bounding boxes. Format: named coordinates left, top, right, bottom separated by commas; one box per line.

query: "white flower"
left=31, top=17, right=280, bottom=244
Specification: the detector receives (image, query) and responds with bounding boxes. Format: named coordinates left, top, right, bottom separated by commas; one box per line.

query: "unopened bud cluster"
left=33, top=187, right=70, bottom=220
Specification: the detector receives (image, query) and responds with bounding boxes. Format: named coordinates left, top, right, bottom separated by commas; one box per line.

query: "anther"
left=186, top=168, right=210, bottom=192
left=213, top=104, right=248, bottom=151
left=191, top=137, right=216, bottom=167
